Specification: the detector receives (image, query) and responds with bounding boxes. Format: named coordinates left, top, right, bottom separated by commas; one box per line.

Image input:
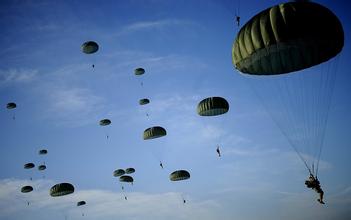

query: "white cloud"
left=119, top=19, right=199, bottom=35
left=0, top=69, right=38, bottom=84
left=0, top=178, right=220, bottom=220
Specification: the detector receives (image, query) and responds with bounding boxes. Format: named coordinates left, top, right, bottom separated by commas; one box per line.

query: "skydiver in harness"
left=305, top=174, right=325, bottom=204
left=216, top=146, right=221, bottom=157
left=159, top=161, right=164, bottom=169
left=235, top=15, right=240, bottom=27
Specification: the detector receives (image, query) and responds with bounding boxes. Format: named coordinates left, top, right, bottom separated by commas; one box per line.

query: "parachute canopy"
left=134, top=68, right=145, bottom=76
left=6, top=102, right=16, bottom=109
left=113, top=169, right=125, bottom=177
left=39, top=149, right=48, bottom=155
left=139, top=98, right=150, bottom=105
left=170, top=170, right=190, bottom=181
left=81, top=41, right=99, bottom=54
left=125, top=168, right=135, bottom=174
left=50, top=183, right=74, bottom=197
left=119, top=175, right=134, bottom=183
left=38, top=165, right=46, bottom=171
left=21, top=185, right=33, bottom=193
left=232, top=1, right=344, bottom=75
left=77, top=201, right=86, bottom=206
left=143, top=126, right=167, bottom=140
left=197, top=97, right=229, bottom=116
left=99, top=119, right=111, bottom=126
left=24, top=163, right=35, bottom=169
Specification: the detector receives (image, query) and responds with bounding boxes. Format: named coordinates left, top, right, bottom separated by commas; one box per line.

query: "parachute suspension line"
left=315, top=55, right=340, bottom=176
left=246, top=75, right=312, bottom=174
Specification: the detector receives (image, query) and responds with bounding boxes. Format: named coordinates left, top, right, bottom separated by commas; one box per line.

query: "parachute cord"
left=246, top=75, right=312, bottom=174
left=316, top=55, right=339, bottom=176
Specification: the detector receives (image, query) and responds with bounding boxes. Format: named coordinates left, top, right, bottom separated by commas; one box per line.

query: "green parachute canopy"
left=125, top=168, right=135, bottom=174
left=139, top=98, right=150, bottom=105
left=50, top=183, right=74, bottom=197
left=6, top=102, right=16, bottom=109
left=113, top=169, right=125, bottom=177
left=119, top=175, right=134, bottom=183
left=99, top=119, right=111, bottom=126
left=38, top=165, right=46, bottom=171
left=134, top=68, right=145, bottom=76
left=232, top=1, right=344, bottom=75
left=143, top=126, right=167, bottom=140
left=170, top=170, right=190, bottom=181
left=197, top=97, right=229, bottom=116
left=77, top=201, right=86, bottom=206
left=81, top=41, right=99, bottom=54
left=24, top=163, right=35, bottom=169
left=39, top=149, right=48, bottom=155
left=21, top=185, right=33, bottom=193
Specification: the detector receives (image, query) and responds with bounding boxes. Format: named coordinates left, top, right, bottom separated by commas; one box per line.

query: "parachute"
left=139, top=98, right=150, bottom=105
left=197, top=97, right=229, bottom=116
left=125, top=168, right=135, bottom=174
left=39, top=149, right=48, bottom=155
left=170, top=170, right=190, bottom=181
left=134, top=68, right=145, bottom=76
left=143, top=126, right=167, bottom=140
left=6, top=102, right=16, bottom=109
left=99, top=119, right=111, bottom=126
left=113, top=169, right=126, bottom=177
left=119, top=175, right=134, bottom=183
left=38, top=165, right=46, bottom=171
left=81, top=41, right=99, bottom=54
left=50, top=183, right=75, bottom=197
left=232, top=1, right=343, bottom=75
left=77, top=201, right=86, bottom=206
left=232, top=1, right=344, bottom=176
left=21, top=186, right=33, bottom=193
left=24, top=163, right=35, bottom=169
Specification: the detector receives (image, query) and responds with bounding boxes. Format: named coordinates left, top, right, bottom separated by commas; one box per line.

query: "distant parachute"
left=197, top=97, right=229, bottom=116
left=24, top=163, right=35, bottom=169
left=99, top=119, right=111, bottom=126
left=139, top=98, right=150, bottom=105
left=77, top=201, right=86, bottom=206
left=232, top=1, right=344, bottom=75
left=6, top=102, right=16, bottom=109
left=81, top=41, right=99, bottom=54
left=38, top=165, right=46, bottom=171
left=50, top=183, right=74, bottom=197
left=143, top=126, right=167, bottom=140
left=113, top=169, right=125, bottom=177
left=39, top=149, right=48, bottom=155
left=170, top=170, right=190, bottom=181
left=21, top=186, right=33, bottom=193
left=125, top=168, right=135, bottom=174
left=134, top=68, right=145, bottom=76
left=119, top=175, right=134, bottom=183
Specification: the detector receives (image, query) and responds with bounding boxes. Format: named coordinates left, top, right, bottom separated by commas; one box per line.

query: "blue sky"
left=0, top=0, right=350, bottom=219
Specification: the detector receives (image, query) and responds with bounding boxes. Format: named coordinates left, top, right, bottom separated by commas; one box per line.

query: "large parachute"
left=197, top=97, right=229, bottom=116
left=134, top=68, right=145, bottom=76
left=6, top=102, right=16, bottom=109
left=50, top=183, right=75, bottom=197
left=232, top=1, right=343, bottom=74
left=169, top=170, right=190, bottom=181
left=24, top=163, right=35, bottom=169
left=119, top=175, right=134, bottom=183
left=77, top=201, right=86, bottom=206
left=39, top=149, right=48, bottom=155
left=139, top=98, right=150, bottom=105
left=99, top=119, right=111, bottom=126
left=113, top=169, right=126, bottom=177
left=232, top=1, right=344, bottom=176
left=81, top=41, right=99, bottom=54
left=143, top=126, right=167, bottom=140
left=38, top=165, right=46, bottom=171
left=21, top=186, right=33, bottom=193
left=125, top=168, right=135, bottom=174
